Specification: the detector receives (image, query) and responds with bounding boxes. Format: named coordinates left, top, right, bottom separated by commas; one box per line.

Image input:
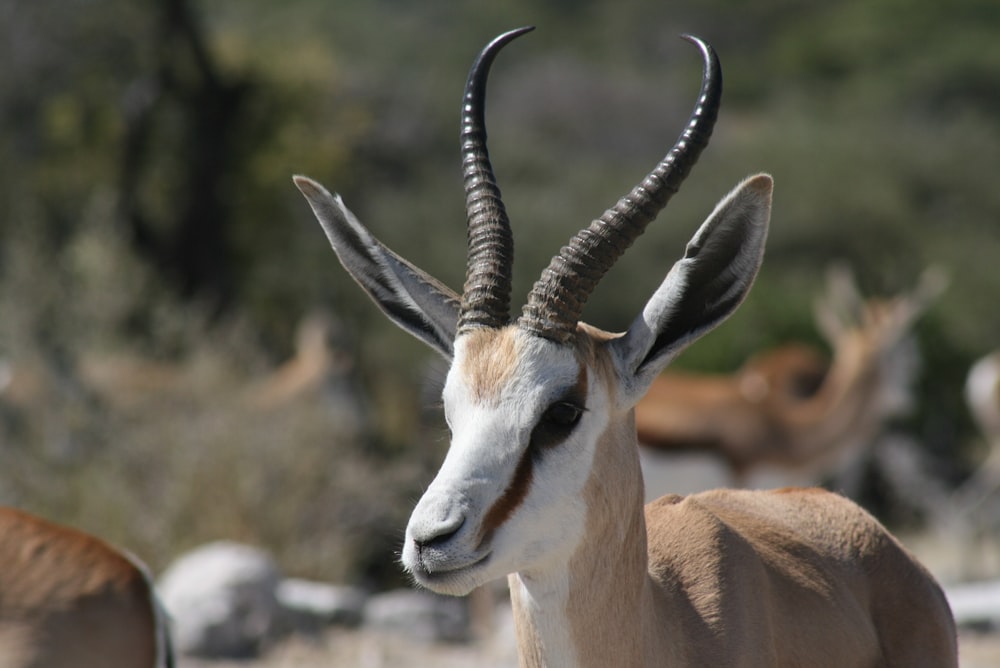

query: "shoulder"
left=645, top=487, right=889, bottom=559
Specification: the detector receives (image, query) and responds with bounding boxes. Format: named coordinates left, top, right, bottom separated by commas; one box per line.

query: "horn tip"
left=486, top=26, right=535, bottom=51
left=679, top=33, right=708, bottom=47
left=678, top=33, right=717, bottom=61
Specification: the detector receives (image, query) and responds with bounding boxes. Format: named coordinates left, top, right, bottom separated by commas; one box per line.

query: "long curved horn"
left=457, top=26, right=534, bottom=335
left=518, top=34, right=722, bottom=343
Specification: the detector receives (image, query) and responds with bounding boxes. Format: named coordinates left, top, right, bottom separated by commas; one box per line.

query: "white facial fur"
left=401, top=327, right=611, bottom=595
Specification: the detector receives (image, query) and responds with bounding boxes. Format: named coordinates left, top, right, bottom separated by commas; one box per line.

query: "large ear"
left=294, top=175, right=460, bottom=359
left=610, top=174, right=772, bottom=405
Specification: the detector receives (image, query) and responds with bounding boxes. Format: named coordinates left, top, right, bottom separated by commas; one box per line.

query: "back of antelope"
left=296, top=27, right=957, bottom=667
left=0, top=507, right=172, bottom=668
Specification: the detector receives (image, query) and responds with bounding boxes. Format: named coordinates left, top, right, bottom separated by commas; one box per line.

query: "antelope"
left=295, top=27, right=957, bottom=667
left=636, top=265, right=946, bottom=489
left=242, top=311, right=360, bottom=410
left=0, top=506, right=172, bottom=668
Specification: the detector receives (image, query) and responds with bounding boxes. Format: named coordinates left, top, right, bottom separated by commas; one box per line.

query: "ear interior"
left=611, top=174, right=773, bottom=402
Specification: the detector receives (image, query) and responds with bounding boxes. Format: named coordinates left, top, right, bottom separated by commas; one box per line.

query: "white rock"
left=947, top=579, right=1000, bottom=630
left=276, top=578, right=367, bottom=629
left=364, top=588, right=469, bottom=642
left=158, top=541, right=282, bottom=658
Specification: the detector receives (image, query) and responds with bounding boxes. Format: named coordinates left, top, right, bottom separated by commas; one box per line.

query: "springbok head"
left=295, top=27, right=772, bottom=595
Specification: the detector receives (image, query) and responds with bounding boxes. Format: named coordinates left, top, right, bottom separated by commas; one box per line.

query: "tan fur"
left=510, top=331, right=957, bottom=667
left=0, top=507, right=161, bottom=668
left=460, top=328, right=522, bottom=404
left=565, top=409, right=649, bottom=666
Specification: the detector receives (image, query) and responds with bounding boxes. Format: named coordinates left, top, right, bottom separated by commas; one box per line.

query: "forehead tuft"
left=455, top=327, right=523, bottom=402
left=451, top=327, right=601, bottom=407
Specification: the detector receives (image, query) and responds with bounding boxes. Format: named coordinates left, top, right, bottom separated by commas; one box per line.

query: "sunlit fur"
left=0, top=507, right=171, bottom=668
left=406, top=322, right=958, bottom=667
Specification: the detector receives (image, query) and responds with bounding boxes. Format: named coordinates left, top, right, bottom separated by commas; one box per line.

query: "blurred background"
left=1, top=0, right=999, bottom=591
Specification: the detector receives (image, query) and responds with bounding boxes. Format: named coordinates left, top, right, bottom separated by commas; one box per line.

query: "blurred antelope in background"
left=0, top=507, right=172, bottom=668
left=242, top=311, right=349, bottom=410
left=636, top=264, right=946, bottom=491
left=242, top=310, right=367, bottom=415
left=295, top=27, right=956, bottom=666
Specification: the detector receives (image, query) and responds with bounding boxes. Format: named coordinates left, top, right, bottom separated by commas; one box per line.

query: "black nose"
left=414, top=517, right=465, bottom=553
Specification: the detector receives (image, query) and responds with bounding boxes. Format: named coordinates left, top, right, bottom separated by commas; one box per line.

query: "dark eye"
left=544, top=401, right=584, bottom=428
left=529, top=401, right=585, bottom=455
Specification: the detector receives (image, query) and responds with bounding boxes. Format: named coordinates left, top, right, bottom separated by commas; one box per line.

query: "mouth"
left=411, top=551, right=492, bottom=594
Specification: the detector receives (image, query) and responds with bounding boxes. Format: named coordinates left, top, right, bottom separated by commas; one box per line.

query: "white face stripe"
left=402, top=327, right=610, bottom=594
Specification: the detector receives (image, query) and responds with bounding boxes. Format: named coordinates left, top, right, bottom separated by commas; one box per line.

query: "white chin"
left=405, top=553, right=494, bottom=596
left=401, top=530, right=500, bottom=596
left=411, top=565, right=484, bottom=596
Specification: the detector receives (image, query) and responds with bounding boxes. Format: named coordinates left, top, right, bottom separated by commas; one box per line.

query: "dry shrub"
left=0, top=192, right=428, bottom=587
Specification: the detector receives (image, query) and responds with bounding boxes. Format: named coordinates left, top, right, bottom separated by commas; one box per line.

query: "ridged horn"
left=456, top=26, right=535, bottom=335
left=518, top=34, right=722, bottom=343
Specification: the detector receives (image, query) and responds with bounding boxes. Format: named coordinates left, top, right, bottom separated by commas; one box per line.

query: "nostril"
left=414, top=517, right=465, bottom=552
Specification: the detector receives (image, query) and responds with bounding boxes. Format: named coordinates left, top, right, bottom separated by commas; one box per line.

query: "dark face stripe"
left=478, top=447, right=534, bottom=544
left=477, top=365, right=588, bottom=545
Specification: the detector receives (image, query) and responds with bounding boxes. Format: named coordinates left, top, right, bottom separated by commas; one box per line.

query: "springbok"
left=295, top=27, right=957, bottom=666
left=242, top=312, right=360, bottom=408
left=636, top=265, right=946, bottom=489
left=0, top=506, right=172, bottom=668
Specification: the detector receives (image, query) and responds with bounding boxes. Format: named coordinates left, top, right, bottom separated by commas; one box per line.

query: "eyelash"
left=544, top=401, right=584, bottom=428
left=529, top=400, right=585, bottom=454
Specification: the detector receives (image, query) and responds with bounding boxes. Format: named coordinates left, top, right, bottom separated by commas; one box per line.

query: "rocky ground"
left=180, top=626, right=517, bottom=668
left=180, top=626, right=998, bottom=668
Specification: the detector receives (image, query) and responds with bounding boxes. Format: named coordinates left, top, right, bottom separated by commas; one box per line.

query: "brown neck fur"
left=509, top=329, right=666, bottom=666
left=567, top=410, right=653, bottom=666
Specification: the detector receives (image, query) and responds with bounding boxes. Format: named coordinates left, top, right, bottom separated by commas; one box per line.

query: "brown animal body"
left=0, top=507, right=170, bottom=668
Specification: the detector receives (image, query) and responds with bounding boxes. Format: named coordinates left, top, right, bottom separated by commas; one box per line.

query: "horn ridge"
left=457, top=26, right=535, bottom=335
left=519, top=34, right=722, bottom=343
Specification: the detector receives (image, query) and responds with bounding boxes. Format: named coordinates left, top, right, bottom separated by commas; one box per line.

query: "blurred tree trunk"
left=119, top=0, right=250, bottom=309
